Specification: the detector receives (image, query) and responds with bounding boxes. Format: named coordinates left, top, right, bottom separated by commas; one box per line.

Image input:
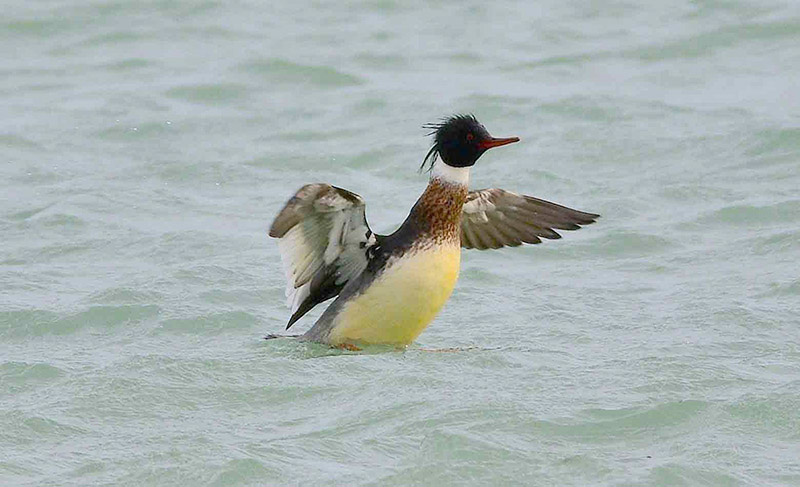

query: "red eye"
left=466, top=133, right=474, bottom=141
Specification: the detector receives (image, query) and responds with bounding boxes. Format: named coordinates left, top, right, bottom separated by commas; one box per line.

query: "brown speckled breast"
left=409, top=178, right=468, bottom=246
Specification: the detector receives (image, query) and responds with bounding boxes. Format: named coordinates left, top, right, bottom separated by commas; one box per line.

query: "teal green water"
left=2, top=1, right=800, bottom=486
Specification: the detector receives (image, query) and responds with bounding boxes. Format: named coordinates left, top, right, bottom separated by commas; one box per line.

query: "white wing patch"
left=270, top=184, right=376, bottom=317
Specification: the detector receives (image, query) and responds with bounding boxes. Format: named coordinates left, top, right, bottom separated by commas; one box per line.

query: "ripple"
left=0, top=361, right=64, bottom=384
left=698, top=200, right=800, bottom=226
left=353, top=53, right=407, bottom=69
left=351, top=97, right=388, bottom=115
left=5, top=203, right=56, bottom=221
left=156, top=311, right=259, bottom=334
left=96, top=121, right=171, bottom=140
left=86, top=287, right=164, bottom=305
left=456, top=93, right=538, bottom=119
left=649, top=465, right=744, bottom=486
left=4, top=241, right=97, bottom=264
left=238, top=58, right=363, bottom=87
left=0, top=133, right=41, bottom=150
left=543, top=231, right=674, bottom=260
left=751, top=229, right=800, bottom=255
left=0, top=309, right=59, bottom=339
left=444, top=51, right=484, bottom=64
left=165, top=83, right=249, bottom=105
left=3, top=410, right=89, bottom=439
left=725, top=392, right=800, bottom=434
left=628, top=19, right=800, bottom=61
left=0, top=460, right=38, bottom=477
left=79, top=31, right=143, bottom=46
left=1, top=305, right=161, bottom=338
left=757, top=280, right=800, bottom=298
left=209, top=458, right=275, bottom=486
left=509, top=52, right=596, bottom=70
left=57, top=305, right=161, bottom=334
left=569, top=400, right=709, bottom=434
left=538, top=96, right=625, bottom=121
left=102, top=58, right=154, bottom=71
left=1, top=19, right=75, bottom=36
left=746, top=127, right=800, bottom=158
left=34, top=213, right=86, bottom=228
left=85, top=0, right=221, bottom=17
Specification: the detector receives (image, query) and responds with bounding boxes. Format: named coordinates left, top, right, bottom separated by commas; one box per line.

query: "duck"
left=268, top=114, right=598, bottom=348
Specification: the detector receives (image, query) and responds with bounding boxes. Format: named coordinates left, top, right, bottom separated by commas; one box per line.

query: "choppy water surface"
left=2, top=1, right=800, bottom=486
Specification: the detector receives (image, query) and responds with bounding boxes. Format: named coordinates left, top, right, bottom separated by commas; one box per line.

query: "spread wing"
left=460, top=188, right=599, bottom=250
left=269, top=184, right=377, bottom=329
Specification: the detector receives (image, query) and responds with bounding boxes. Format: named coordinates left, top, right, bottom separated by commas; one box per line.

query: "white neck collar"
left=430, top=159, right=470, bottom=186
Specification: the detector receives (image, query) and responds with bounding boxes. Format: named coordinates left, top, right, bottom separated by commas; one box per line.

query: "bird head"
left=422, top=114, right=519, bottom=170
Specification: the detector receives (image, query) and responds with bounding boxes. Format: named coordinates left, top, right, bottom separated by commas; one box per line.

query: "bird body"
left=305, top=163, right=468, bottom=345
left=268, top=115, right=598, bottom=347
left=327, top=243, right=461, bottom=345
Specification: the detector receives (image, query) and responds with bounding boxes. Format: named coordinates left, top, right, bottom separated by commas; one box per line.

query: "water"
left=2, top=0, right=799, bottom=485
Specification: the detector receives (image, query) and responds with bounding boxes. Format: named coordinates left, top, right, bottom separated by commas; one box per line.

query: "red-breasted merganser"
left=269, top=115, right=598, bottom=347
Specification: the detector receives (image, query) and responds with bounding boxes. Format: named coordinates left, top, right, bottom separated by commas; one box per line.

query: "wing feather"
left=490, top=217, right=524, bottom=247
left=461, top=189, right=598, bottom=250
left=269, top=184, right=376, bottom=328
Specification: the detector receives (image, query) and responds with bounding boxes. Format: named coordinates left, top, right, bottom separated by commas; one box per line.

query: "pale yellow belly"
left=327, top=245, right=461, bottom=346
